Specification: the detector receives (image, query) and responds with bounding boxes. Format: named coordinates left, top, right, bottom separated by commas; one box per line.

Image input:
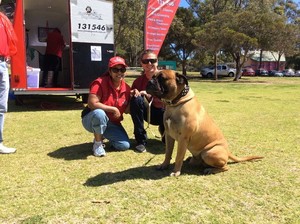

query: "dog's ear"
left=175, top=72, right=188, bottom=86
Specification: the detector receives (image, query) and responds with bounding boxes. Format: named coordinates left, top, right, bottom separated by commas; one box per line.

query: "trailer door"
left=70, top=0, right=114, bottom=89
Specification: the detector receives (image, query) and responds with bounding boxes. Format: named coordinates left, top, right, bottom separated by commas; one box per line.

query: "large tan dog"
left=146, top=70, right=263, bottom=177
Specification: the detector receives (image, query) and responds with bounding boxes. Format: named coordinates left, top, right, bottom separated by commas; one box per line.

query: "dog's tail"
left=229, top=153, right=263, bottom=163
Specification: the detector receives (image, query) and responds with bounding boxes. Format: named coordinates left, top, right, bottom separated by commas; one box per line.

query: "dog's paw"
left=170, top=171, right=181, bottom=177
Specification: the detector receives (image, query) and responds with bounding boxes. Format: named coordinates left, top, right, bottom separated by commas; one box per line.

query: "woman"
left=82, top=56, right=131, bottom=157
left=130, top=49, right=165, bottom=153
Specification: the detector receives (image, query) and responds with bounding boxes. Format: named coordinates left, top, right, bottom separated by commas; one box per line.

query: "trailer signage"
left=70, top=0, right=113, bottom=44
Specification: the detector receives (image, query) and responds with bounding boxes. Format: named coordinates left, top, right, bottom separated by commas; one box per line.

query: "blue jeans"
left=82, top=109, right=130, bottom=150
left=0, top=61, right=9, bottom=143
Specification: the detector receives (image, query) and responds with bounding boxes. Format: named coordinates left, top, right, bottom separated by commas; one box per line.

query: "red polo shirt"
left=90, top=75, right=131, bottom=125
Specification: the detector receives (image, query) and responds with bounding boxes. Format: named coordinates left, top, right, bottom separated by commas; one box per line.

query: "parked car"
left=268, top=70, right=283, bottom=77
left=200, top=64, right=236, bottom=78
left=242, top=67, right=255, bottom=76
left=282, top=69, right=295, bottom=77
left=295, top=70, right=300, bottom=77
left=255, top=68, right=268, bottom=76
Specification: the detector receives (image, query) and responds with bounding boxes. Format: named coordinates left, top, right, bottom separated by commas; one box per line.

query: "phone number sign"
left=70, top=0, right=114, bottom=44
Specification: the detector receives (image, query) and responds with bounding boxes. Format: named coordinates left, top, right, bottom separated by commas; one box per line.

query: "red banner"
left=144, top=0, right=180, bottom=55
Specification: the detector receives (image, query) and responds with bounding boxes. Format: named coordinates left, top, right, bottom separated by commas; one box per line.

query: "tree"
left=274, top=0, right=299, bottom=23
left=195, top=20, right=226, bottom=80
left=270, top=21, right=299, bottom=69
left=161, top=7, right=200, bottom=75
left=111, top=0, right=300, bottom=72
left=113, top=0, right=146, bottom=65
left=187, top=0, right=234, bottom=79
left=197, top=10, right=258, bottom=80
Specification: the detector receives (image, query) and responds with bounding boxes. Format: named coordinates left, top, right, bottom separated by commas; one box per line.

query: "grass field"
left=0, top=76, right=299, bottom=223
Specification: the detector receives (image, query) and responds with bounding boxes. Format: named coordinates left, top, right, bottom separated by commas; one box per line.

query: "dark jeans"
left=130, top=96, right=165, bottom=145
left=42, top=54, right=61, bottom=86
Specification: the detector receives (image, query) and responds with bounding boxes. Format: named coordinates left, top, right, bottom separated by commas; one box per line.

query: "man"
left=130, top=49, right=165, bottom=153
left=0, top=0, right=17, bottom=154
left=42, top=28, right=65, bottom=87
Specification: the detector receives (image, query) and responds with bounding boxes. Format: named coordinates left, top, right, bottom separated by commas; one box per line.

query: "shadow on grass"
left=84, top=160, right=205, bottom=187
left=142, top=139, right=165, bottom=155
left=8, top=95, right=85, bottom=112
left=84, top=165, right=168, bottom=186
left=48, top=139, right=165, bottom=161
left=48, top=143, right=92, bottom=160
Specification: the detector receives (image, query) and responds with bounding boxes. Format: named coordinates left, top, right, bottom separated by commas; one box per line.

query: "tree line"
left=114, top=0, right=300, bottom=79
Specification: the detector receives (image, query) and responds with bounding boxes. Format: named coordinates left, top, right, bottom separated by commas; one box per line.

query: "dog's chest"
left=164, top=107, right=189, bottom=139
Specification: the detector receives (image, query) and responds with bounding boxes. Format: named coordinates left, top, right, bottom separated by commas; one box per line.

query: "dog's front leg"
left=170, top=139, right=188, bottom=177
left=157, top=134, right=175, bottom=170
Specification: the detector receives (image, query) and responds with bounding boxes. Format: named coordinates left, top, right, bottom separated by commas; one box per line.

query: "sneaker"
left=0, top=143, right=16, bottom=154
left=135, top=144, right=146, bottom=153
left=93, top=142, right=106, bottom=157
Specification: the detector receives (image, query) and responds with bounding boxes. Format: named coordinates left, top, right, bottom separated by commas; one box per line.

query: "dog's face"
left=146, top=70, right=188, bottom=101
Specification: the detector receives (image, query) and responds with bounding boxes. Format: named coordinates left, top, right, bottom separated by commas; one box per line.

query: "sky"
left=179, top=0, right=188, bottom=8
left=179, top=0, right=300, bottom=8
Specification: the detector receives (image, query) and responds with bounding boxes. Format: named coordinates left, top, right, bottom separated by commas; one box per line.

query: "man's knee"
left=130, top=96, right=144, bottom=107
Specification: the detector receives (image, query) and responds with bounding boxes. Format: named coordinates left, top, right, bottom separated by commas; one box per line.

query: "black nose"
left=146, top=80, right=154, bottom=91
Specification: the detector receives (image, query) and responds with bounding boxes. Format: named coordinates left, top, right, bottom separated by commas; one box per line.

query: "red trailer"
left=2, top=0, right=114, bottom=103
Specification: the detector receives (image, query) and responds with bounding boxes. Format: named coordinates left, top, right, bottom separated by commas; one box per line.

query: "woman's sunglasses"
left=141, top=59, right=158, bottom=64
left=111, top=67, right=126, bottom=73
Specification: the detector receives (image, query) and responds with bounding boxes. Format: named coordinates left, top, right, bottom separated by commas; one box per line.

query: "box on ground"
left=27, top=68, right=41, bottom=88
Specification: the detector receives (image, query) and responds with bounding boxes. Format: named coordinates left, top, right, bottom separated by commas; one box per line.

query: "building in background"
left=244, top=51, right=286, bottom=71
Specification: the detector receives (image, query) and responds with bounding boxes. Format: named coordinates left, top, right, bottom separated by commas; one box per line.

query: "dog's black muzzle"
left=146, top=76, right=164, bottom=98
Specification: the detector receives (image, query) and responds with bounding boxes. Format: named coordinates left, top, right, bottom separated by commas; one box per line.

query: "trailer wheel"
left=81, top=94, right=89, bottom=103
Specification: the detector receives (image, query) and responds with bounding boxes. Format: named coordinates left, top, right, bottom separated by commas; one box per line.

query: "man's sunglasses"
left=141, top=59, right=158, bottom=64
left=111, top=67, right=126, bottom=73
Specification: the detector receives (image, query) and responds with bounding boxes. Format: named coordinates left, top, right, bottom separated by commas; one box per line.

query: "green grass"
left=1, top=76, right=299, bottom=223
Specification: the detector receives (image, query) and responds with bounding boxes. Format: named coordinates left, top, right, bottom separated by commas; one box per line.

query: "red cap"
left=108, top=56, right=127, bottom=68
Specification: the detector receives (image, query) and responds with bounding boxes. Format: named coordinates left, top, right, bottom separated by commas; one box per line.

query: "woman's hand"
left=111, top=107, right=121, bottom=119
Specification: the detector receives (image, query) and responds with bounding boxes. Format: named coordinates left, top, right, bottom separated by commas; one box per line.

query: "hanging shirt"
left=45, top=29, right=65, bottom=58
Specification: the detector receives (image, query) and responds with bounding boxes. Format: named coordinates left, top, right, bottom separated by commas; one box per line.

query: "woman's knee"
left=82, top=109, right=108, bottom=133
left=92, top=109, right=107, bottom=120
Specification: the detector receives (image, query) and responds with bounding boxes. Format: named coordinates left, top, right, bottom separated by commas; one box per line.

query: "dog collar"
left=163, top=85, right=190, bottom=105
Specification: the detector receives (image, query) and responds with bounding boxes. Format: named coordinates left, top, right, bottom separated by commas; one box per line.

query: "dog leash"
left=144, top=97, right=160, bottom=138
left=145, top=97, right=152, bottom=129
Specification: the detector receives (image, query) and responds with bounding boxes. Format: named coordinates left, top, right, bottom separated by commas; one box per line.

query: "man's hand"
left=130, top=89, right=140, bottom=97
